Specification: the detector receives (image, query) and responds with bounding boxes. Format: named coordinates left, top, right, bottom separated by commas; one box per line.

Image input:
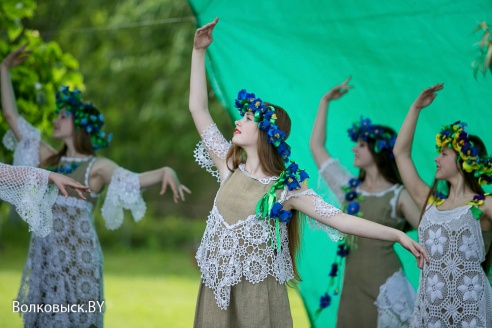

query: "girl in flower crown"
left=309, top=78, right=422, bottom=327
left=190, top=18, right=427, bottom=328
left=394, top=84, right=492, bottom=328
left=1, top=44, right=190, bottom=327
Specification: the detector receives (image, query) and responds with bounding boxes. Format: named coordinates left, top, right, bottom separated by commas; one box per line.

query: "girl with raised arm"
left=190, top=18, right=428, bottom=327
left=310, top=78, right=422, bottom=327
left=1, top=44, right=190, bottom=327
left=393, top=84, right=492, bottom=328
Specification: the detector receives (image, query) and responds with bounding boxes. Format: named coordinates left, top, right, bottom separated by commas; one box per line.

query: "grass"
left=0, top=245, right=310, bottom=327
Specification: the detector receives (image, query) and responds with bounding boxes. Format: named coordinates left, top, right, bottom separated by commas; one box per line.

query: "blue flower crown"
left=347, top=116, right=396, bottom=155
left=56, top=86, right=112, bottom=150
left=235, top=89, right=309, bottom=251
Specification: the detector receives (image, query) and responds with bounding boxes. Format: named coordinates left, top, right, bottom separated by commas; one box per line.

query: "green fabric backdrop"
left=189, top=1, right=492, bottom=326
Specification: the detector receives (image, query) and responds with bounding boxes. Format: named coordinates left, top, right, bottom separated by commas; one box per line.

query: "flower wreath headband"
left=436, top=121, right=492, bottom=185
left=55, top=86, right=112, bottom=150
left=235, top=89, right=309, bottom=251
left=347, top=116, right=396, bottom=156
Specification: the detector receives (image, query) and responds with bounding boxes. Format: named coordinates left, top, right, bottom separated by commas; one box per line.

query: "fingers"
left=198, top=17, right=219, bottom=33
left=75, top=189, right=87, bottom=200
left=160, top=182, right=168, bottom=195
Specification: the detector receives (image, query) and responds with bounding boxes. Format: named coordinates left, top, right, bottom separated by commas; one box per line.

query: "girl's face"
left=232, top=111, right=259, bottom=147
left=434, top=146, right=460, bottom=180
left=52, top=108, right=75, bottom=140
left=352, top=139, right=374, bottom=168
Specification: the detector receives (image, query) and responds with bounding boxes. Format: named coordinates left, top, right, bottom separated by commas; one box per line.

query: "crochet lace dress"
left=3, top=118, right=147, bottom=328
left=410, top=205, right=492, bottom=328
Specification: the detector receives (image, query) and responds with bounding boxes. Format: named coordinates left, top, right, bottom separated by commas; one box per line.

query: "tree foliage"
left=0, top=0, right=84, bottom=162
left=24, top=0, right=232, bottom=219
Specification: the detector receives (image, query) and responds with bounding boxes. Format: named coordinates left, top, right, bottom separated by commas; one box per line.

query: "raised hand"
left=193, top=17, right=219, bottom=50
left=1, top=42, right=31, bottom=68
left=48, top=172, right=89, bottom=199
left=160, top=167, right=191, bottom=203
left=322, top=76, right=353, bottom=101
left=411, top=84, right=444, bottom=110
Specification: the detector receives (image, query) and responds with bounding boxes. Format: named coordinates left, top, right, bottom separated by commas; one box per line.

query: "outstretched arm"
left=309, top=77, right=353, bottom=168
left=393, top=84, right=443, bottom=209
left=285, top=188, right=429, bottom=268
left=90, top=158, right=190, bottom=202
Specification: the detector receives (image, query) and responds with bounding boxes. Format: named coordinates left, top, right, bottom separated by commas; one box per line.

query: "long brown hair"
left=225, top=102, right=303, bottom=280
left=357, top=125, right=402, bottom=185
left=41, top=120, right=95, bottom=168
left=422, top=135, right=491, bottom=273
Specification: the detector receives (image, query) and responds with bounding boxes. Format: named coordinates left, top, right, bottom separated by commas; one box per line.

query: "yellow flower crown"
left=436, top=121, right=492, bottom=185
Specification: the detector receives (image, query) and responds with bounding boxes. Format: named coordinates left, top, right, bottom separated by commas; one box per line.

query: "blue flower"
left=361, top=117, right=372, bottom=127
left=319, top=293, right=331, bottom=309
left=329, top=263, right=338, bottom=277
left=278, top=210, right=292, bottom=223
left=336, top=244, right=350, bottom=257
left=347, top=125, right=358, bottom=141
left=286, top=176, right=300, bottom=191
left=346, top=201, right=360, bottom=215
left=345, top=190, right=357, bottom=201
left=348, top=178, right=360, bottom=188
left=270, top=202, right=283, bottom=218
left=258, top=120, right=272, bottom=132
left=299, top=170, right=309, bottom=182
left=287, top=162, right=299, bottom=173
left=268, top=127, right=286, bottom=147
left=276, top=142, right=291, bottom=162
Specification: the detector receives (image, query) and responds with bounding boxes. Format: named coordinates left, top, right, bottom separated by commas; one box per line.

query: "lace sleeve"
left=318, top=158, right=353, bottom=204
left=286, top=188, right=345, bottom=242
left=0, top=163, right=58, bottom=237
left=193, top=123, right=231, bottom=183
left=2, top=117, right=41, bottom=167
left=101, top=167, right=147, bottom=230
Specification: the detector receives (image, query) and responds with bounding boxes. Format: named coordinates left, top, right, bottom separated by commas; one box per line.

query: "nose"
left=351, top=145, right=357, bottom=152
left=434, top=156, right=439, bottom=163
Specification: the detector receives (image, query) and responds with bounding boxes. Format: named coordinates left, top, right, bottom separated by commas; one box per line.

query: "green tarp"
left=189, top=1, right=492, bottom=326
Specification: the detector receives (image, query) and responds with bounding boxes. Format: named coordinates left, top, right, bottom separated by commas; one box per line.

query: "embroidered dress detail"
left=3, top=117, right=41, bottom=167
left=410, top=205, right=492, bottom=328
left=195, top=204, right=294, bottom=310
left=101, top=167, right=146, bottom=230
left=0, top=164, right=58, bottom=237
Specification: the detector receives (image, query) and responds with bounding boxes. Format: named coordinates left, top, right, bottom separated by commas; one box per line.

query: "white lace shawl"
left=0, top=163, right=58, bottom=237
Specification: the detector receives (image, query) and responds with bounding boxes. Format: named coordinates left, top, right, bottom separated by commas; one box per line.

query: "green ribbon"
left=255, top=171, right=287, bottom=252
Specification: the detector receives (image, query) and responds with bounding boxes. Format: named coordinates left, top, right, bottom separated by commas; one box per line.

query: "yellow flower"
left=463, top=159, right=480, bottom=173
